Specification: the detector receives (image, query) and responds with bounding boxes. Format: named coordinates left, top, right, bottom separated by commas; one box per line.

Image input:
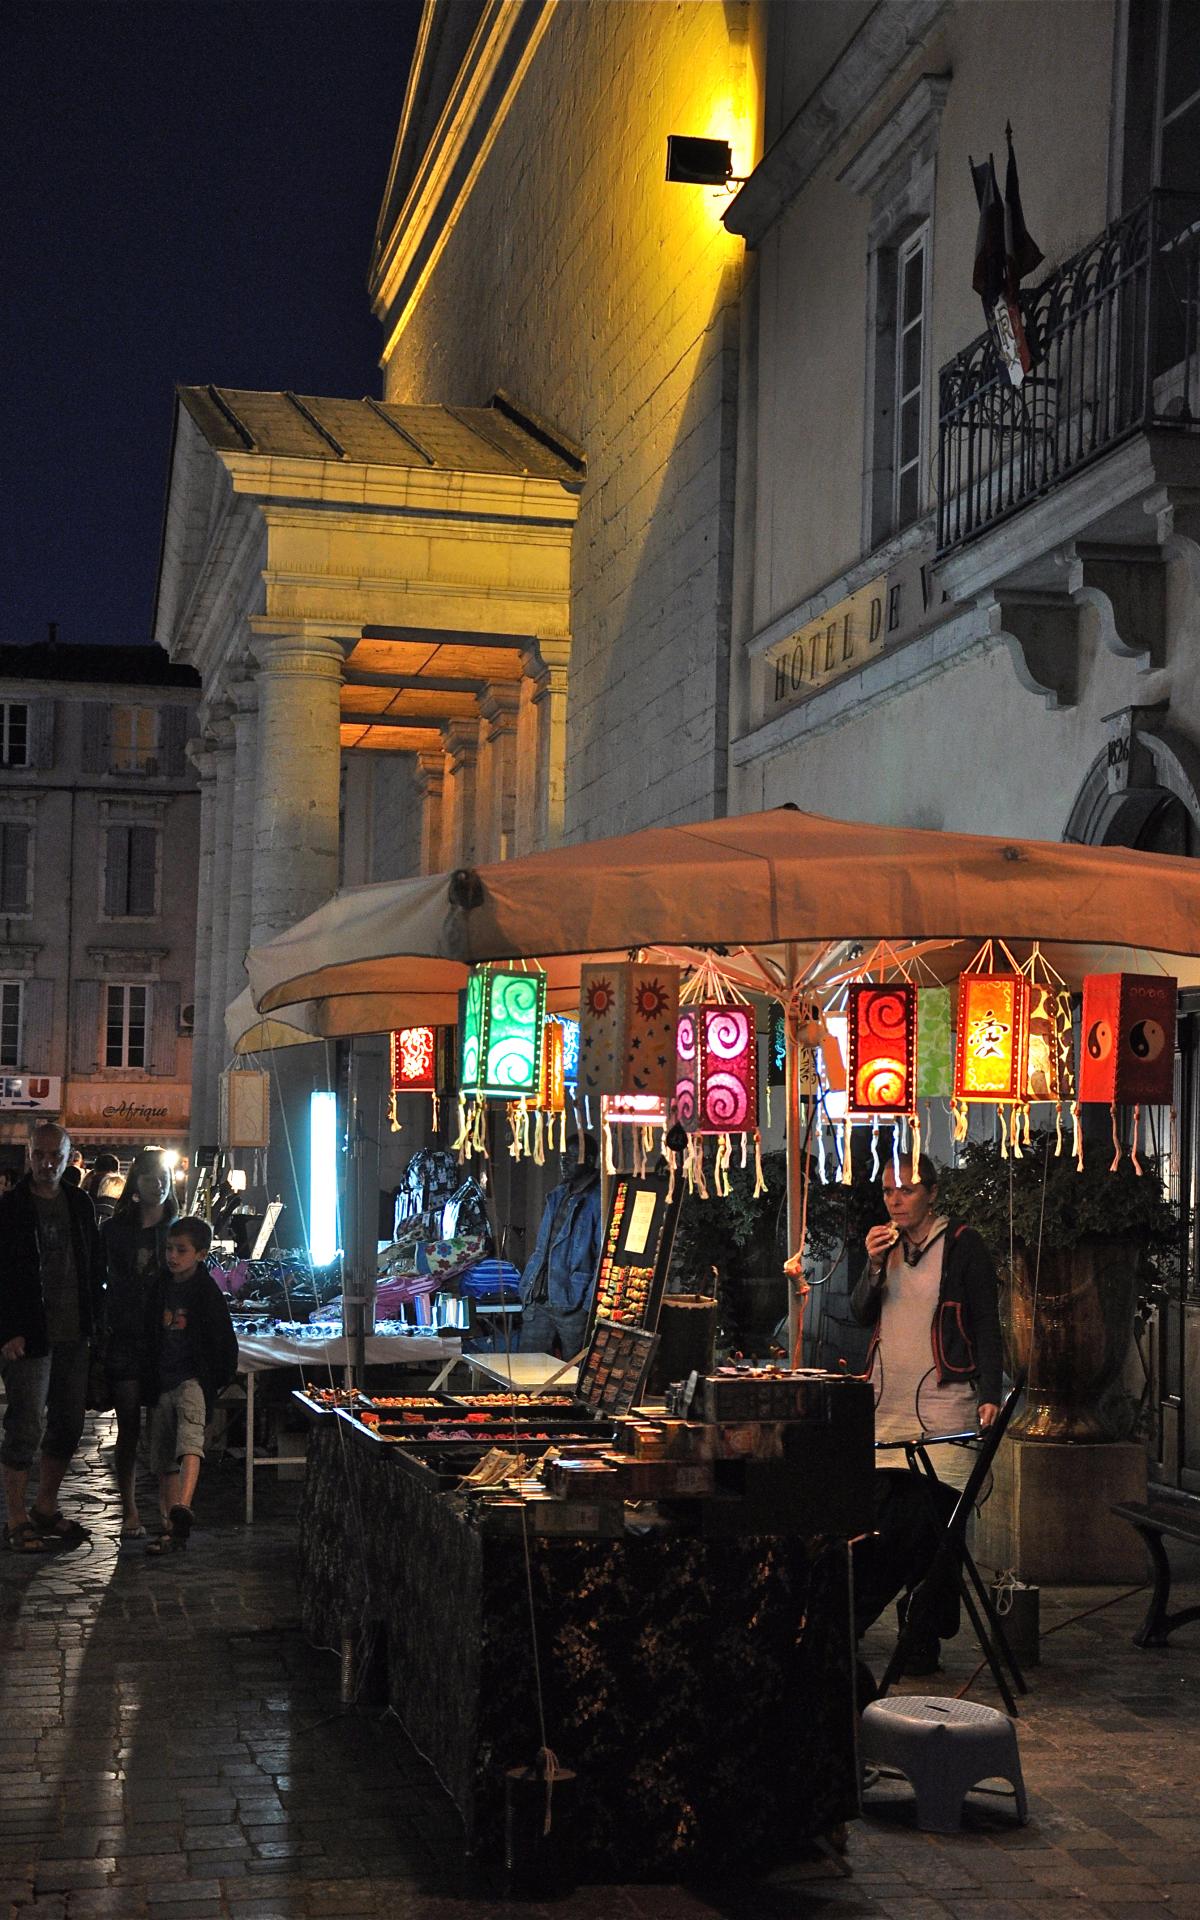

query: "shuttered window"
left=106, top=984, right=149, bottom=1069
left=104, top=824, right=158, bottom=917
left=0, top=982, right=22, bottom=1068
left=0, top=824, right=31, bottom=914
left=110, top=706, right=157, bottom=773
left=0, top=705, right=28, bottom=768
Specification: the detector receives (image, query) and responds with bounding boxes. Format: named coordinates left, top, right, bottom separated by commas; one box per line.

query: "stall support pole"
left=343, top=1039, right=374, bottom=1388
left=784, top=947, right=804, bottom=1364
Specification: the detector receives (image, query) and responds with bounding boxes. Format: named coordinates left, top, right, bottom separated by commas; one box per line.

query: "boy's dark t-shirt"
left=158, top=1275, right=199, bottom=1390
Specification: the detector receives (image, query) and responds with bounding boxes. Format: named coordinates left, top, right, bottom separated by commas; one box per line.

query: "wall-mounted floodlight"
left=309, top=1089, right=339, bottom=1267
left=665, top=134, right=735, bottom=186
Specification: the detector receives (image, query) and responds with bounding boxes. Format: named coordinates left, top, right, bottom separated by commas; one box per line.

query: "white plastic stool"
left=859, top=1695, right=1028, bottom=1833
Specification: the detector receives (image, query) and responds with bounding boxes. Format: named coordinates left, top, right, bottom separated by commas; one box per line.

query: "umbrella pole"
left=785, top=948, right=803, bottom=1364
left=344, top=1039, right=371, bottom=1388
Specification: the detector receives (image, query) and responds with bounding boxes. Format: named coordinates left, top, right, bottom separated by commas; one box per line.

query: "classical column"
left=442, top=718, right=480, bottom=868
left=524, top=636, right=571, bottom=850
left=413, top=749, right=445, bottom=877
left=225, top=672, right=259, bottom=1016
left=249, top=630, right=344, bottom=945
left=204, top=715, right=237, bottom=1122
left=185, top=737, right=219, bottom=1154
left=478, top=684, right=521, bottom=862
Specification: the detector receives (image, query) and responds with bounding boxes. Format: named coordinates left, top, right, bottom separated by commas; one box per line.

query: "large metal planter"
left=1006, top=1239, right=1139, bottom=1441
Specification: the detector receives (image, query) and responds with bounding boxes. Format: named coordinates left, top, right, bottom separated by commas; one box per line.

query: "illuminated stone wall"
left=377, top=0, right=759, bottom=844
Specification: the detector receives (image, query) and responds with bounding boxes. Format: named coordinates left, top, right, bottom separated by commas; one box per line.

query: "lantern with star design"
left=578, top=963, right=680, bottom=1097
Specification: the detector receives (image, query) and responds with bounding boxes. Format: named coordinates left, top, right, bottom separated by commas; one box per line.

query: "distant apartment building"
left=0, top=641, right=200, bottom=1166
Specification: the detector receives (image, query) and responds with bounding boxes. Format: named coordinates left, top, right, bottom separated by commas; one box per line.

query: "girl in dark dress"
left=102, top=1149, right=178, bottom=1540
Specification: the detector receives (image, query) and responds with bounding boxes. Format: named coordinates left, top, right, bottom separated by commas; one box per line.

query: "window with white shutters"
left=0, top=824, right=31, bottom=915
left=0, top=705, right=29, bottom=768
left=0, top=982, right=22, bottom=1068
left=104, top=824, right=158, bottom=918
left=106, top=983, right=150, bottom=1069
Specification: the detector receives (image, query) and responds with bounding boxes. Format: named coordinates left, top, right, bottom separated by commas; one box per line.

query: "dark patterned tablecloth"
left=299, top=1421, right=859, bottom=1880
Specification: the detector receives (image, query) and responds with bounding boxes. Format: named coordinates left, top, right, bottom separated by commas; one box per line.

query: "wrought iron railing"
left=937, top=190, right=1200, bottom=553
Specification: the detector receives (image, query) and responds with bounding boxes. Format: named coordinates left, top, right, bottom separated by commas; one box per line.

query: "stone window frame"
left=0, top=980, right=23, bottom=1070
left=98, top=798, right=166, bottom=925
left=839, top=73, right=951, bottom=553
left=0, top=802, right=35, bottom=919
left=104, top=980, right=152, bottom=1072
left=109, top=703, right=159, bottom=776
left=0, top=702, right=29, bottom=769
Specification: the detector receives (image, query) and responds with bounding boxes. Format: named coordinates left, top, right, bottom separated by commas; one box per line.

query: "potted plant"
left=937, top=1134, right=1180, bottom=1441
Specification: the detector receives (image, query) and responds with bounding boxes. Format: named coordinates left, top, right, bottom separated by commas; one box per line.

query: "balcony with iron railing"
left=937, top=190, right=1200, bottom=556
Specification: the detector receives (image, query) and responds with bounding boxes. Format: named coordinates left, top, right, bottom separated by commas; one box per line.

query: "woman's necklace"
left=900, top=1221, right=948, bottom=1267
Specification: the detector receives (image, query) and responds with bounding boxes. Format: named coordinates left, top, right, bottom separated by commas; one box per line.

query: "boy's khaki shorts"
left=149, top=1379, right=206, bottom=1474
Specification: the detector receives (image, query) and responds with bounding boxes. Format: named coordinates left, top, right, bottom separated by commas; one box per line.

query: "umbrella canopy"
left=247, top=806, right=1200, bottom=1017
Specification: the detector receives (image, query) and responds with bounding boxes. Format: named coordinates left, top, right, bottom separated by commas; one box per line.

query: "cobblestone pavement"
left=2, top=1413, right=1199, bottom=1920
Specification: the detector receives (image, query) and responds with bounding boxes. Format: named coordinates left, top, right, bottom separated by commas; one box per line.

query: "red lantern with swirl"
left=847, top=984, right=916, bottom=1116
left=675, top=1003, right=758, bottom=1135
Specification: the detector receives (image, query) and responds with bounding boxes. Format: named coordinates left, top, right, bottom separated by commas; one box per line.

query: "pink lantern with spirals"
left=675, top=1003, right=758, bottom=1135
left=847, top=983, right=916, bottom=1116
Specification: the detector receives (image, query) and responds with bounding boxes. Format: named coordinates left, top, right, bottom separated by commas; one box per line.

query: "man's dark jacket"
left=0, top=1176, right=104, bottom=1358
left=850, top=1217, right=1004, bottom=1405
left=141, top=1265, right=239, bottom=1413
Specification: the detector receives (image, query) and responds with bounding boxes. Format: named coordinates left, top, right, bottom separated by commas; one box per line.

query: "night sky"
left=5, top=1, right=423, bottom=650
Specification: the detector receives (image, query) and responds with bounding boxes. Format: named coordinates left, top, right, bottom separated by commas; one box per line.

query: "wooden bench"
left=1112, top=1491, right=1200, bottom=1648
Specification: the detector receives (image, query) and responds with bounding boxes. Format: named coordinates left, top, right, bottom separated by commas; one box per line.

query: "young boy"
left=142, top=1215, right=238, bottom=1554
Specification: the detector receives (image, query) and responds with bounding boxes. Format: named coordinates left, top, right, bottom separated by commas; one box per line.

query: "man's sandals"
left=4, top=1511, right=90, bottom=1553
left=145, top=1506, right=194, bottom=1557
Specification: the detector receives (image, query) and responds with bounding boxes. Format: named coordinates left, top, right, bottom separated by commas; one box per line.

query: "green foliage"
left=936, top=1132, right=1180, bottom=1277
left=670, top=1150, right=787, bottom=1289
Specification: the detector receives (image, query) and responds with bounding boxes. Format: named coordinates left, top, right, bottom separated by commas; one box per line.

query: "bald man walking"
left=0, top=1123, right=105, bottom=1551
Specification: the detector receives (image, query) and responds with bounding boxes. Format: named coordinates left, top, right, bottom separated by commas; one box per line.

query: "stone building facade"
left=155, top=0, right=1200, bottom=1462
left=0, top=642, right=200, bottom=1166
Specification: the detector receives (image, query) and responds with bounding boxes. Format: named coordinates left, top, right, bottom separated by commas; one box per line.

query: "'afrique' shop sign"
left=762, top=547, right=951, bottom=715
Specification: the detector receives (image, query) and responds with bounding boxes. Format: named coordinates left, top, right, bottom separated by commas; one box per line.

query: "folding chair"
left=875, top=1375, right=1028, bottom=1715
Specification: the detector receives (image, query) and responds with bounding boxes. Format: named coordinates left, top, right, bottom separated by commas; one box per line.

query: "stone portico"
left=154, top=385, right=584, bottom=1159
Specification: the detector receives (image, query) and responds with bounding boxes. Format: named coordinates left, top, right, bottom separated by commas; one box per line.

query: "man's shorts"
left=149, top=1379, right=207, bottom=1474
left=0, top=1341, right=89, bottom=1469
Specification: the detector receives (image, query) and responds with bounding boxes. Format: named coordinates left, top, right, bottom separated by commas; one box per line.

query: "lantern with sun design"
left=458, top=966, right=547, bottom=1099
left=846, top=984, right=916, bottom=1115
left=578, top=963, right=680, bottom=1097
left=1079, top=974, right=1176, bottom=1107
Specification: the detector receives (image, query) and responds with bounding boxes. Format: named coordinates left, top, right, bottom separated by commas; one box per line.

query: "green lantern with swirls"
left=459, top=965, right=547, bottom=1098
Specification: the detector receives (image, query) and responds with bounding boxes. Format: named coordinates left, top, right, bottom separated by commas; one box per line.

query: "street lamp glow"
left=309, top=1090, right=339, bottom=1267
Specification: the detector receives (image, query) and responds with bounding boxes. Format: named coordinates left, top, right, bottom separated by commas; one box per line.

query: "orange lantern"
left=846, top=984, right=916, bottom=1115
left=536, top=1017, right=566, bottom=1115
left=1079, top=974, right=1176, bottom=1107
left=954, top=973, right=1030, bottom=1105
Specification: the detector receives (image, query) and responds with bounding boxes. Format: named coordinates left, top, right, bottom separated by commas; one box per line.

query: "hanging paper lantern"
left=604, top=1093, right=669, bottom=1127
left=1025, top=982, right=1066, bottom=1103
left=1078, top=974, right=1176, bottom=1106
left=390, top=1026, right=437, bottom=1094
left=766, top=1003, right=788, bottom=1088
left=846, top=984, right=916, bottom=1114
left=953, top=973, right=1030, bottom=1104
left=675, top=1003, right=758, bottom=1134
left=578, top=962, right=680, bottom=1096
left=916, top=988, right=953, bottom=1097
left=552, top=1015, right=580, bottom=1091
left=536, top=1016, right=566, bottom=1114
left=458, top=966, right=547, bottom=1099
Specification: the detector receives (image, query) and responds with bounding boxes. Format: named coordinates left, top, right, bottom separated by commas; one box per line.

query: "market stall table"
left=296, top=1370, right=872, bottom=1880
left=235, top=1329, right=461, bottom=1521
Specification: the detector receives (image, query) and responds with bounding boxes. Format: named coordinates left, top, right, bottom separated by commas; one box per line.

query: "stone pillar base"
left=975, top=1438, right=1147, bottom=1583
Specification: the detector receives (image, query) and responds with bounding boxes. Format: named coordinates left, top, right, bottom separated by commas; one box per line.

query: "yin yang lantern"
left=1078, top=974, right=1176, bottom=1106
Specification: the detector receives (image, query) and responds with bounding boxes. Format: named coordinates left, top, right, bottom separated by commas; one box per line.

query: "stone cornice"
left=370, top=0, right=556, bottom=356
left=724, top=0, right=949, bottom=247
